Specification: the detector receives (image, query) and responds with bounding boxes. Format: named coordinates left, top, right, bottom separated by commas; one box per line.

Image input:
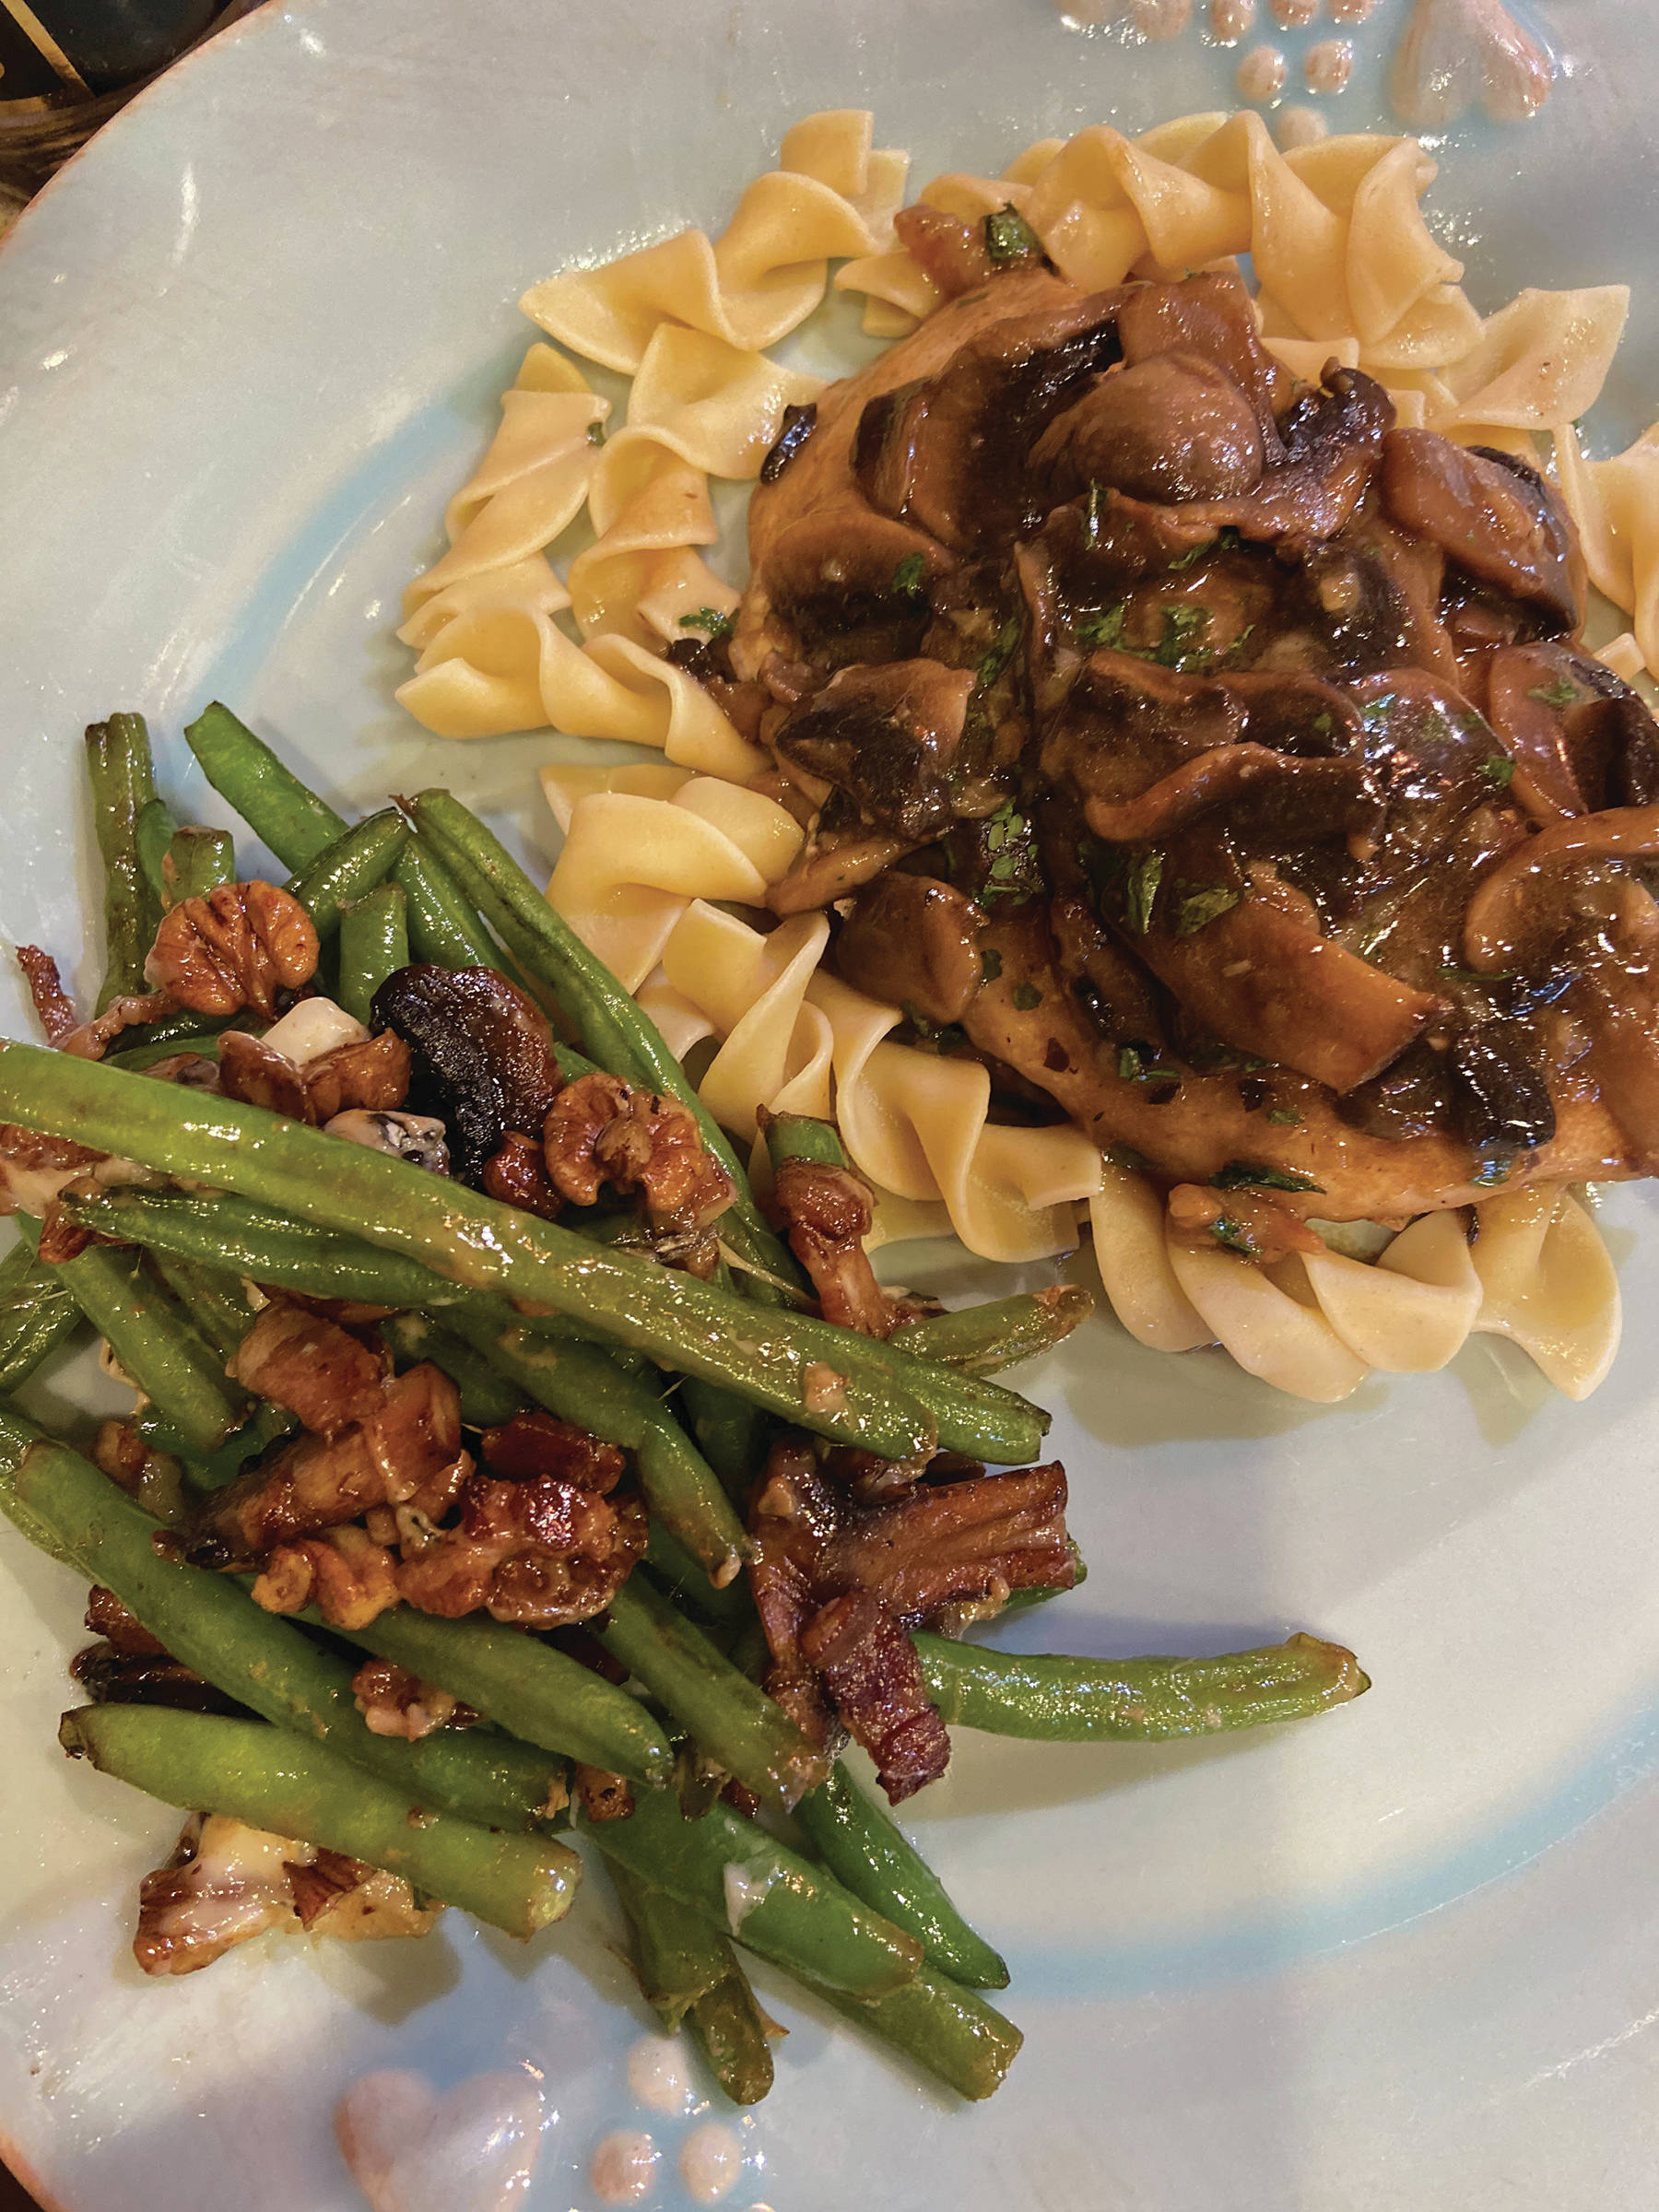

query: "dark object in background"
left=0, top=0, right=256, bottom=196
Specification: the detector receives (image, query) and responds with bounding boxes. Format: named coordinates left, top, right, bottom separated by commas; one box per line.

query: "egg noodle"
left=396, top=108, right=1641, bottom=1404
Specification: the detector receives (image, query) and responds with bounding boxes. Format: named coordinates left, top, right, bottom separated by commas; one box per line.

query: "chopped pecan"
left=771, top=1155, right=897, bottom=1337
left=543, top=1071, right=735, bottom=1229
left=573, top=1764, right=636, bottom=1822
left=133, top=1813, right=438, bottom=1976
left=819, top=1461, right=1075, bottom=1626
left=84, top=1583, right=168, bottom=1654
left=185, top=1362, right=465, bottom=1562
left=252, top=1524, right=402, bottom=1629
left=394, top=1475, right=647, bottom=1627
left=349, top=1657, right=472, bottom=1740
left=36, top=1199, right=93, bottom=1263
left=70, top=1637, right=245, bottom=1716
left=90, top=1419, right=184, bottom=1523
left=145, top=880, right=319, bottom=1018
left=16, top=945, right=77, bottom=1044
left=478, top=1408, right=627, bottom=1492
left=227, top=1296, right=388, bottom=1437
left=800, top=1589, right=951, bottom=1803
left=61, top=990, right=176, bottom=1062
left=0, top=1122, right=105, bottom=1216
left=218, top=1031, right=312, bottom=1119
left=481, top=1128, right=562, bottom=1218
left=305, top=1031, right=412, bottom=1122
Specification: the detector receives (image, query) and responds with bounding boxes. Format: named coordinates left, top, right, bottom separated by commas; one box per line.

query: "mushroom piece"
left=771, top=658, right=976, bottom=843
left=325, top=1109, right=450, bottom=1172
left=832, top=872, right=986, bottom=1025
left=370, top=965, right=564, bottom=1182
left=1030, top=349, right=1265, bottom=506
left=1379, top=429, right=1581, bottom=629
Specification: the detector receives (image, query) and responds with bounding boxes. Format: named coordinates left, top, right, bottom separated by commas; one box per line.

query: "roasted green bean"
left=286, top=809, right=407, bottom=940
left=161, top=826, right=237, bottom=908
left=338, top=881, right=409, bottom=1028
left=86, top=712, right=163, bottom=1009
left=915, top=1630, right=1369, bottom=1740
left=182, top=702, right=347, bottom=870
left=61, top=1705, right=580, bottom=1938
left=609, top=1862, right=774, bottom=2104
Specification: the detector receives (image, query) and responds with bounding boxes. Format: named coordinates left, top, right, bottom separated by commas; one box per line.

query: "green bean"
left=915, top=1630, right=1370, bottom=1741
left=795, top=1763, right=1007, bottom=1990
left=146, top=1252, right=253, bottom=1362
left=445, top=1308, right=748, bottom=1586
left=380, top=1312, right=528, bottom=1428
left=183, top=702, right=347, bottom=870
left=801, top=1959, right=1022, bottom=2102
left=86, top=713, right=163, bottom=1010
left=161, top=825, right=237, bottom=908
left=597, top=1576, right=822, bottom=1812
left=6, top=1427, right=567, bottom=1830
left=103, top=1008, right=235, bottom=1070
left=0, top=1240, right=84, bottom=1393
left=644, top=1518, right=754, bottom=1631
left=395, top=843, right=502, bottom=971
left=410, top=791, right=807, bottom=1300
left=327, top=1605, right=674, bottom=1784
left=580, top=1784, right=922, bottom=1998
left=61, top=1705, right=580, bottom=1937
left=135, top=799, right=176, bottom=912
left=18, top=1218, right=247, bottom=1456
left=609, top=1863, right=774, bottom=2104
left=286, top=810, right=408, bottom=941
left=762, top=1110, right=847, bottom=1172
left=2, top=1048, right=946, bottom=1458
left=794, top=1315, right=1046, bottom=1465
left=0, top=1404, right=82, bottom=1564
left=888, top=1286, right=1096, bottom=1378
left=338, top=881, right=409, bottom=1028
left=680, top=1377, right=769, bottom=1504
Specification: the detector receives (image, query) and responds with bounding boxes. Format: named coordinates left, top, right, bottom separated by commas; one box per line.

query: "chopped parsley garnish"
left=1084, top=481, right=1104, bottom=550
left=1470, top=1158, right=1514, bottom=1189
left=677, top=606, right=733, bottom=640
left=1010, top=982, right=1043, bottom=1011
left=1438, top=962, right=1513, bottom=985
left=1528, top=678, right=1581, bottom=709
left=1168, top=539, right=1214, bottom=572
left=890, top=552, right=926, bottom=598
left=586, top=421, right=606, bottom=445
left=1171, top=884, right=1241, bottom=937
left=975, top=616, right=1020, bottom=688
left=901, top=1003, right=967, bottom=1053
left=976, top=802, right=1043, bottom=909
left=1266, top=1108, right=1304, bottom=1127
left=1209, top=1160, right=1324, bottom=1194
left=983, top=204, right=1041, bottom=265
left=1312, top=712, right=1335, bottom=738
left=1208, top=1215, right=1257, bottom=1256
left=1076, top=602, right=1129, bottom=652
left=1124, top=850, right=1164, bottom=935
left=1152, top=606, right=1214, bottom=672
left=980, top=947, right=1004, bottom=982
left=1482, top=755, right=1516, bottom=788
left=1117, top=1040, right=1179, bottom=1085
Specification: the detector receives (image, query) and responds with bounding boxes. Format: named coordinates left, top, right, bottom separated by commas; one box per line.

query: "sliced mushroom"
left=1030, top=349, right=1265, bottom=506
left=1380, top=429, right=1580, bottom=629
left=833, top=872, right=986, bottom=1025
left=771, top=658, right=976, bottom=841
left=370, top=965, right=563, bottom=1181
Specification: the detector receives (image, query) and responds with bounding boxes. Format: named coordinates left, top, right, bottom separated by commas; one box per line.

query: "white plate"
left=4, top=3, right=1659, bottom=2206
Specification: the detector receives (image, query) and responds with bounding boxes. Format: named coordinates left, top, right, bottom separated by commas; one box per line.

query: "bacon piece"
left=85, top=1583, right=168, bottom=1655
left=227, top=1297, right=387, bottom=1436
left=801, top=1589, right=950, bottom=1803
left=543, top=1071, right=735, bottom=1230
left=393, top=1474, right=646, bottom=1628
left=16, top=946, right=77, bottom=1043
left=819, top=1462, right=1076, bottom=1626
left=70, top=1638, right=243, bottom=1716
left=477, top=1408, right=627, bottom=1492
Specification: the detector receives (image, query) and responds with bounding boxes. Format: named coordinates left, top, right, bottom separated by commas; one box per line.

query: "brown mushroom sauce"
left=726, top=267, right=1659, bottom=1218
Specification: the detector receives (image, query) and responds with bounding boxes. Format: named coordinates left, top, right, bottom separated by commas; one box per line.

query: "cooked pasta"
left=399, top=105, right=1644, bottom=1404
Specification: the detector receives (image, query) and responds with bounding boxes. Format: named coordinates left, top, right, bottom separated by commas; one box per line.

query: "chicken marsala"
left=712, top=251, right=1659, bottom=1220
